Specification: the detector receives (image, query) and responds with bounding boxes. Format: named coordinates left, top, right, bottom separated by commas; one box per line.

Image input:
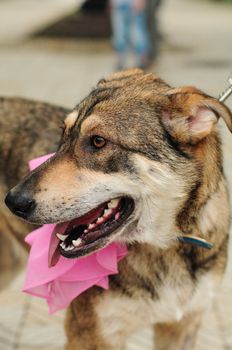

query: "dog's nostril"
left=5, top=190, right=36, bottom=218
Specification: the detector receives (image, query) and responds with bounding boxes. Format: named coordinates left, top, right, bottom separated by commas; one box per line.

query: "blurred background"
left=0, top=0, right=232, bottom=349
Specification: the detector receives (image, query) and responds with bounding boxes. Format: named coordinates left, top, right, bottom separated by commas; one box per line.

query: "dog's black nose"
left=5, top=189, right=36, bottom=219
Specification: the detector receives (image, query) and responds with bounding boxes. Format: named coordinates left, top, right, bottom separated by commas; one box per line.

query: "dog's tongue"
left=48, top=222, right=69, bottom=267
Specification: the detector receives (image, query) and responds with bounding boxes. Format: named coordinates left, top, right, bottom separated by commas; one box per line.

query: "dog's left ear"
left=161, top=86, right=232, bottom=144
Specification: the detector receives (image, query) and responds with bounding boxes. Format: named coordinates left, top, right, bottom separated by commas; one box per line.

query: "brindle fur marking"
left=4, top=69, right=232, bottom=349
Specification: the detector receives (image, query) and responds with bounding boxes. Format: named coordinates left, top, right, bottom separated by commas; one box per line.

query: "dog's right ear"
left=161, top=86, right=232, bottom=144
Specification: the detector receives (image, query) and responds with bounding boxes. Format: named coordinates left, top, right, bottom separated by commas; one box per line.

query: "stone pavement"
left=0, top=0, right=232, bottom=349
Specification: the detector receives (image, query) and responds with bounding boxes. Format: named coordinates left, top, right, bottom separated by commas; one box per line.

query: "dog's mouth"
left=48, top=197, right=134, bottom=267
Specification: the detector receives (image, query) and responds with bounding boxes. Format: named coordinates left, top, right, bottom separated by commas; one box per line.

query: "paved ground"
left=0, top=0, right=232, bottom=349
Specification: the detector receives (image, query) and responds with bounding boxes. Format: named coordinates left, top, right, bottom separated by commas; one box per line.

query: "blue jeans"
left=111, top=4, right=151, bottom=56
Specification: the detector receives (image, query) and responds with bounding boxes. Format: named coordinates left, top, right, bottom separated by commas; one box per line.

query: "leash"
left=219, top=73, right=232, bottom=103
left=179, top=73, right=232, bottom=250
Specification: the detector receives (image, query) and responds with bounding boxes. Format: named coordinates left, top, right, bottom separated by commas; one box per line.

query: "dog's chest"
left=96, top=271, right=218, bottom=343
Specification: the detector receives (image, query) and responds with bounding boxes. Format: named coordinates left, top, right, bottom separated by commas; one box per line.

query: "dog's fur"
left=0, top=97, right=68, bottom=289
left=4, top=69, right=232, bottom=349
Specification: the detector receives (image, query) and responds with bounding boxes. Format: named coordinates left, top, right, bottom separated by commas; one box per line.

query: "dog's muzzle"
left=5, top=187, right=36, bottom=219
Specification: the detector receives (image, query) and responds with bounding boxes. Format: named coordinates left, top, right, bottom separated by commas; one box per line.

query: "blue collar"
left=178, top=235, right=213, bottom=249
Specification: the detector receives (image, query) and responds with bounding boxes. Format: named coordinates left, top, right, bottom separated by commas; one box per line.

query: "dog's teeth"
left=61, top=244, right=72, bottom=251
left=72, top=238, right=82, bottom=247
left=115, top=212, right=120, bottom=220
left=96, top=217, right=104, bottom=224
left=104, top=208, right=113, bottom=217
left=108, top=198, right=120, bottom=209
left=88, top=223, right=95, bottom=230
left=56, top=233, right=68, bottom=241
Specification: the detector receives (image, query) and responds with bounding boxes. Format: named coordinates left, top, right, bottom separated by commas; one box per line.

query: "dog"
left=4, top=69, right=232, bottom=349
left=0, top=97, right=68, bottom=289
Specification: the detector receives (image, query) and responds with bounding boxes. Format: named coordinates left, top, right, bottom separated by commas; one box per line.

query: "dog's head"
left=5, top=69, right=232, bottom=265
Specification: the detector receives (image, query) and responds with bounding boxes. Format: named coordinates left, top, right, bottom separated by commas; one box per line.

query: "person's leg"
left=130, top=5, right=151, bottom=69
left=110, top=4, right=130, bottom=70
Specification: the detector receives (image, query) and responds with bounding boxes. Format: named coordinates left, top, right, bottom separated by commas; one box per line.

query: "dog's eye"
left=91, top=136, right=107, bottom=149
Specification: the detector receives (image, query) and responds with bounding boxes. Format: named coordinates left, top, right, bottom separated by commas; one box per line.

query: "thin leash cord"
left=219, top=73, right=232, bottom=103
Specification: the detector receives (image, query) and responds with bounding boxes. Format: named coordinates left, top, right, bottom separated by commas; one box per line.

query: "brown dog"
left=0, top=97, right=68, bottom=289
left=4, top=69, right=232, bottom=349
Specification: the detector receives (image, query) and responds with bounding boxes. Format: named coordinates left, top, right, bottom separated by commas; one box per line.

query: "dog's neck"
left=131, top=132, right=228, bottom=253
left=177, top=133, right=223, bottom=236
